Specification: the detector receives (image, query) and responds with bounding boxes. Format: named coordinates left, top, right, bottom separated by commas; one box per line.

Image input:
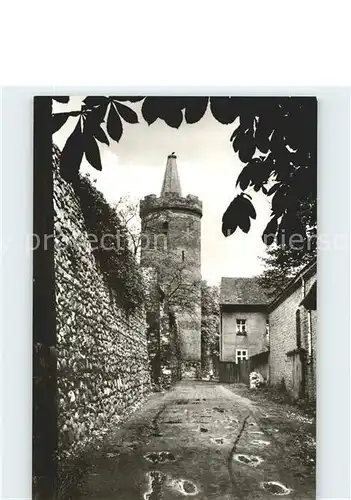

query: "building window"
left=161, top=221, right=169, bottom=234
left=296, top=309, right=301, bottom=349
left=236, top=349, right=248, bottom=363
left=236, top=319, right=246, bottom=335
left=154, top=233, right=168, bottom=251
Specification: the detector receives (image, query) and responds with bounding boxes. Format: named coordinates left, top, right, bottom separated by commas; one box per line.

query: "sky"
left=53, top=97, right=271, bottom=286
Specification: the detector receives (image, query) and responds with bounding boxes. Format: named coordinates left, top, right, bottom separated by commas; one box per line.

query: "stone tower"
left=140, top=153, right=202, bottom=375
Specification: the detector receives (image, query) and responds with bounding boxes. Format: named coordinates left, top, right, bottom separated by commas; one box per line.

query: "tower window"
left=182, top=250, right=185, bottom=262
left=161, top=221, right=168, bottom=234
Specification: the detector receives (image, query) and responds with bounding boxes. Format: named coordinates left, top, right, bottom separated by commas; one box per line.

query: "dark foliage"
left=53, top=97, right=70, bottom=104
left=257, top=197, right=317, bottom=297
left=53, top=96, right=317, bottom=244
left=201, top=281, right=220, bottom=373
left=257, top=244, right=316, bottom=298
left=72, top=175, right=145, bottom=312
left=222, top=192, right=256, bottom=236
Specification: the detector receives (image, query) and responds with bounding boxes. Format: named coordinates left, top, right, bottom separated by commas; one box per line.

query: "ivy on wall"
left=72, top=175, right=145, bottom=312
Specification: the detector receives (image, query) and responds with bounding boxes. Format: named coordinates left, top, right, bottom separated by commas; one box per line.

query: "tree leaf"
left=53, top=97, right=69, bottom=103
left=255, top=118, right=273, bottom=154
left=60, top=119, right=84, bottom=181
left=210, top=97, right=240, bottom=124
left=184, top=97, right=208, bottom=124
left=93, top=126, right=109, bottom=145
left=115, top=102, right=139, bottom=123
left=238, top=214, right=251, bottom=233
left=52, top=113, right=70, bottom=133
left=236, top=165, right=252, bottom=190
left=271, top=187, right=288, bottom=218
left=238, top=134, right=256, bottom=163
left=270, top=129, right=288, bottom=157
left=141, top=97, right=184, bottom=128
left=87, top=103, right=108, bottom=124
left=222, top=220, right=237, bottom=237
left=262, top=217, right=278, bottom=245
left=239, top=144, right=256, bottom=163
left=230, top=122, right=241, bottom=142
left=221, top=197, right=239, bottom=237
left=222, top=194, right=256, bottom=235
left=83, top=96, right=109, bottom=107
left=83, top=104, right=109, bottom=152
left=84, top=134, right=102, bottom=171
left=141, top=97, right=160, bottom=125
left=277, top=212, right=307, bottom=248
left=232, top=131, right=243, bottom=153
left=164, top=108, right=183, bottom=128
left=106, top=103, right=123, bottom=142
left=109, top=96, right=145, bottom=102
left=267, top=183, right=280, bottom=196
left=241, top=195, right=257, bottom=219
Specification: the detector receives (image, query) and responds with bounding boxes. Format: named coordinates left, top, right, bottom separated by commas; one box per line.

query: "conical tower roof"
left=160, top=152, right=182, bottom=197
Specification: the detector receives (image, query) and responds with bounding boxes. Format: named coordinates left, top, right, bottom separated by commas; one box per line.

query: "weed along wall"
left=53, top=145, right=151, bottom=461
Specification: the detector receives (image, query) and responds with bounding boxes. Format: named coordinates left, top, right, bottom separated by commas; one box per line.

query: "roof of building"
left=220, top=257, right=317, bottom=309
left=160, top=153, right=182, bottom=197
left=269, top=257, right=317, bottom=311
left=220, top=277, right=270, bottom=305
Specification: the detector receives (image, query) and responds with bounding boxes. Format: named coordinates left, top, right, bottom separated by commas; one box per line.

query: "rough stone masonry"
left=140, top=153, right=203, bottom=377
left=53, top=145, right=151, bottom=460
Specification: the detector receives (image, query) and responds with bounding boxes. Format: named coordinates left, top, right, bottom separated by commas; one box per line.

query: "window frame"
left=235, top=348, right=248, bottom=363
left=236, top=318, right=247, bottom=335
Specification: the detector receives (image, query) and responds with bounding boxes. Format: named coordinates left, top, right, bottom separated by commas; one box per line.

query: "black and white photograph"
left=33, top=96, right=317, bottom=499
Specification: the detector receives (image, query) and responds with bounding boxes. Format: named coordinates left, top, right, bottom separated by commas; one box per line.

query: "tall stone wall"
left=268, top=271, right=316, bottom=400
left=53, top=146, right=151, bottom=460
